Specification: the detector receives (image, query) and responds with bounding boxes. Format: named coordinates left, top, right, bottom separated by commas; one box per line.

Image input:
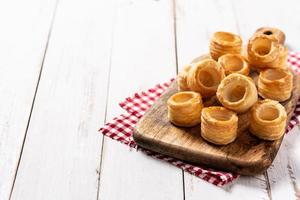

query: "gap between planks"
left=96, top=1, right=117, bottom=199
left=172, top=0, right=186, bottom=200
left=8, top=0, right=60, bottom=199
left=172, top=0, right=179, bottom=76
left=264, top=172, right=273, bottom=200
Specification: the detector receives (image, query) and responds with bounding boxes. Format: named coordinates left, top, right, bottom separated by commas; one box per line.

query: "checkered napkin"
left=99, top=52, right=300, bottom=186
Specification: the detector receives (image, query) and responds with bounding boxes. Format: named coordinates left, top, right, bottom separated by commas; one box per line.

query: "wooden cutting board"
left=133, top=72, right=300, bottom=175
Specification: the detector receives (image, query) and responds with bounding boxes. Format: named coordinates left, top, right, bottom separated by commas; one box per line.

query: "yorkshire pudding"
left=250, top=99, right=287, bottom=140
left=201, top=106, right=238, bottom=145
left=210, top=32, right=242, bottom=60
left=167, top=91, right=203, bottom=127
left=218, top=54, right=249, bottom=76
left=217, top=74, right=258, bottom=113
left=258, top=68, right=293, bottom=102
left=187, top=59, right=225, bottom=98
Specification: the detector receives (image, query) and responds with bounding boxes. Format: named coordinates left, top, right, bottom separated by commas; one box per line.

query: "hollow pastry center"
left=223, top=56, right=243, bottom=71
left=224, top=83, right=246, bottom=103
left=262, top=69, right=286, bottom=81
left=258, top=106, right=279, bottom=121
left=198, top=68, right=220, bottom=88
left=172, top=93, right=194, bottom=103
left=263, top=30, right=273, bottom=35
left=208, top=109, right=232, bottom=121
left=252, top=38, right=272, bottom=56
left=215, top=32, right=235, bottom=42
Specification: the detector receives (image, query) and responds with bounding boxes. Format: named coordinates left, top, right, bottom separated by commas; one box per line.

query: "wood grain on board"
left=133, top=73, right=300, bottom=175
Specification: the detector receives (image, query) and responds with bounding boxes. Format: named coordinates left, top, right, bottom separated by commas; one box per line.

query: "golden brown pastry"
left=250, top=99, right=287, bottom=140
left=258, top=68, right=293, bottom=102
left=187, top=59, right=225, bottom=98
left=201, top=106, right=238, bottom=145
left=191, top=54, right=212, bottom=64
left=217, top=73, right=258, bottom=113
left=177, top=64, right=191, bottom=91
left=178, top=54, right=213, bottom=91
left=210, top=32, right=242, bottom=60
left=277, top=45, right=288, bottom=68
left=167, top=91, right=203, bottom=127
left=253, top=27, right=286, bottom=44
left=247, top=35, right=281, bottom=69
left=218, top=54, right=250, bottom=76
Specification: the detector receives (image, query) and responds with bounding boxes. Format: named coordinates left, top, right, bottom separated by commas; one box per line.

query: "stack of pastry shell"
left=247, top=27, right=288, bottom=70
left=247, top=35, right=281, bottom=69
left=177, top=64, right=191, bottom=91
left=167, top=91, right=203, bottom=127
left=250, top=99, right=287, bottom=140
left=258, top=68, right=293, bottom=102
left=168, top=27, right=292, bottom=145
left=216, top=73, right=258, bottom=114
left=253, top=27, right=285, bottom=44
left=218, top=54, right=250, bottom=76
left=210, top=32, right=242, bottom=60
left=201, top=106, right=238, bottom=145
left=186, top=59, right=225, bottom=98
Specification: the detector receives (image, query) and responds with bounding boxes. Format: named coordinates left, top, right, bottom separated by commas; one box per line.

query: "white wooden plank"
left=232, top=0, right=300, bottom=50
left=266, top=128, right=300, bottom=200
left=185, top=176, right=270, bottom=200
left=175, top=0, right=269, bottom=199
left=0, top=0, right=57, bottom=199
left=10, top=0, right=116, bottom=199
left=233, top=0, right=300, bottom=199
left=175, top=0, right=238, bottom=70
left=98, top=0, right=183, bottom=200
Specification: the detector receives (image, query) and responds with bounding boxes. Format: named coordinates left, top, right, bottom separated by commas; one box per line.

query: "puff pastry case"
left=169, top=27, right=292, bottom=145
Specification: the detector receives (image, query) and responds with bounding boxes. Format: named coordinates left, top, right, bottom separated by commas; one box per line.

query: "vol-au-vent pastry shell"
left=191, top=54, right=212, bottom=64
left=178, top=54, right=214, bottom=91
left=253, top=27, right=286, bottom=44
left=187, top=59, right=225, bottom=98
left=277, top=45, right=289, bottom=69
left=247, top=35, right=281, bottom=69
left=210, top=32, right=242, bottom=60
left=177, top=64, right=191, bottom=91
left=258, top=68, right=293, bottom=102
left=217, top=73, right=258, bottom=113
left=250, top=99, right=287, bottom=140
left=167, top=91, right=203, bottom=127
left=201, top=106, right=238, bottom=145
left=218, top=54, right=250, bottom=76
left=211, top=31, right=242, bottom=47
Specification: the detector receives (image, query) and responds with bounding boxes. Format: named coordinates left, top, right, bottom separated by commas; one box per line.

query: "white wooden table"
left=1, top=0, right=300, bottom=199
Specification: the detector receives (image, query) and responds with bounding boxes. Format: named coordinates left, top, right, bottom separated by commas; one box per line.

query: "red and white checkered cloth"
left=99, top=52, right=300, bottom=186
